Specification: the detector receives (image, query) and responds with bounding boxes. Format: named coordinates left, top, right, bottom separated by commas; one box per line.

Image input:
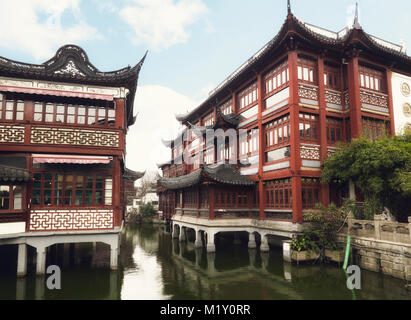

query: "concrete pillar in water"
left=206, top=252, right=216, bottom=274
left=283, top=261, right=292, bottom=281
left=249, top=248, right=256, bottom=267
left=261, top=252, right=269, bottom=271
left=36, top=246, right=47, bottom=275
left=248, top=232, right=257, bottom=249
left=179, top=227, right=186, bottom=242
left=206, top=232, right=216, bottom=253
left=110, top=242, right=119, bottom=271
left=16, top=277, right=26, bottom=300
left=282, top=240, right=292, bottom=263
left=17, top=243, right=27, bottom=277
left=260, top=234, right=270, bottom=252
left=172, top=224, right=179, bottom=239
left=194, top=230, right=203, bottom=248
left=35, top=276, right=45, bottom=300
left=179, top=242, right=187, bottom=257
left=195, top=248, right=202, bottom=266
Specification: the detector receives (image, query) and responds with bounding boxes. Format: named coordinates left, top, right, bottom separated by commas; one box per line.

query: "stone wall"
left=338, top=216, right=411, bottom=282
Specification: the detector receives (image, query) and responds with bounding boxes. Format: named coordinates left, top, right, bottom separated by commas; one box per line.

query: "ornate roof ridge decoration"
left=158, top=163, right=255, bottom=190
left=124, top=168, right=145, bottom=181
left=0, top=45, right=147, bottom=127
left=0, top=164, right=30, bottom=182
left=176, top=7, right=411, bottom=124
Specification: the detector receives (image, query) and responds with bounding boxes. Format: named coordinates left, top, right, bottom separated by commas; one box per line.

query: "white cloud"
left=0, top=0, right=100, bottom=60
left=125, top=85, right=198, bottom=174
left=120, top=0, right=209, bottom=51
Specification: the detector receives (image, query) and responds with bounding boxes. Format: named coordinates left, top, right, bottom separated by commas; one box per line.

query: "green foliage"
left=321, top=134, right=411, bottom=222
left=139, top=202, right=157, bottom=219
left=290, top=232, right=321, bottom=254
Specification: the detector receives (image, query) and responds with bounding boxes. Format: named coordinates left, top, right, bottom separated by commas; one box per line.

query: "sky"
left=0, top=0, right=410, bottom=176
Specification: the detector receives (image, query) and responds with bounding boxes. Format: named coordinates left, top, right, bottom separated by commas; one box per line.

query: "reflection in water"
left=0, top=225, right=410, bottom=300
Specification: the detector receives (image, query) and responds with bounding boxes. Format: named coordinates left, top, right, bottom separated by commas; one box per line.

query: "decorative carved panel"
left=31, top=127, right=119, bottom=147
left=298, top=84, right=318, bottom=101
left=300, top=145, right=320, bottom=160
left=360, top=90, right=388, bottom=109
left=29, top=209, right=114, bottom=231
left=0, top=125, right=25, bottom=143
left=325, top=90, right=342, bottom=105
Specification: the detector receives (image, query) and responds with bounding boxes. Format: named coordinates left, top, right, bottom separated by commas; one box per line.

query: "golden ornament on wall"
left=401, top=82, right=410, bottom=97
left=403, top=103, right=411, bottom=117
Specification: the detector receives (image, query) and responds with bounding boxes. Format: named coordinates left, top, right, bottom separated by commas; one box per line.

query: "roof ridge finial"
left=287, top=0, right=292, bottom=15
left=353, top=2, right=360, bottom=29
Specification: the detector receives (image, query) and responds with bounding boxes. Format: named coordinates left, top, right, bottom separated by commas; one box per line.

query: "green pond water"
left=0, top=224, right=409, bottom=300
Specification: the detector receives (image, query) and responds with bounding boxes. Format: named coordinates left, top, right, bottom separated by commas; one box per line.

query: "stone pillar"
left=195, top=248, right=202, bottom=266
left=17, top=244, right=27, bottom=277
left=179, top=227, right=186, bottom=242
left=206, top=253, right=216, bottom=274
left=180, top=242, right=187, bottom=257
left=110, top=244, right=119, bottom=271
left=374, top=215, right=383, bottom=240
left=172, top=224, right=179, bottom=239
left=249, top=248, right=256, bottom=267
left=260, top=234, right=270, bottom=252
left=283, top=261, right=292, bottom=281
left=194, top=230, right=203, bottom=248
left=261, top=252, right=269, bottom=271
left=36, top=246, right=47, bottom=275
left=16, top=278, right=26, bottom=300
left=206, top=231, right=216, bottom=253
left=282, top=240, right=292, bottom=263
left=248, top=232, right=256, bottom=249
left=35, top=276, right=45, bottom=300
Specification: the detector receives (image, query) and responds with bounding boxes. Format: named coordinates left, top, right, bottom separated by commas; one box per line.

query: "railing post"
left=374, top=214, right=382, bottom=240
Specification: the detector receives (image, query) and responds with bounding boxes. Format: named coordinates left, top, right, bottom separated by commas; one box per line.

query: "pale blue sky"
left=0, top=0, right=410, bottom=173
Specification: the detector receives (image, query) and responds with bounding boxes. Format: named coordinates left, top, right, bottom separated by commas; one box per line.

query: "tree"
left=321, top=134, right=411, bottom=222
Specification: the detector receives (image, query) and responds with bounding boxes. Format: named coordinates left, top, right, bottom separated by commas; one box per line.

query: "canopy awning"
left=0, top=85, right=114, bottom=101
left=32, top=154, right=112, bottom=165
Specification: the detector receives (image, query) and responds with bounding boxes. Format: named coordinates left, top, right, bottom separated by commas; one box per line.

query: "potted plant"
left=290, top=232, right=321, bottom=263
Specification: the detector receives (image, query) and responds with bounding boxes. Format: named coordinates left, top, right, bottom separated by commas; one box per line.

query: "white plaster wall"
left=391, top=72, right=411, bottom=134
left=0, top=222, right=25, bottom=235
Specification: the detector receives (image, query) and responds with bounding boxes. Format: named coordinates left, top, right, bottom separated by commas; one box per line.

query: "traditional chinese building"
left=158, top=3, right=411, bottom=252
left=0, top=45, right=145, bottom=274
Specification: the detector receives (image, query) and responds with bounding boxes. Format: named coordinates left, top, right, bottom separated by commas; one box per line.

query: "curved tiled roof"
left=0, top=45, right=147, bottom=127
left=175, top=12, right=411, bottom=124
left=0, top=165, right=30, bottom=182
left=158, top=163, right=255, bottom=190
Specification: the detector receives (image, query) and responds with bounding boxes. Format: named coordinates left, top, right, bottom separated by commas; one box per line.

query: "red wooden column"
left=209, top=186, right=215, bottom=219
left=347, top=55, right=363, bottom=138
left=385, top=68, right=396, bottom=136
left=114, top=98, right=125, bottom=128
left=257, top=73, right=265, bottom=220
left=113, top=156, right=122, bottom=227
left=317, top=56, right=330, bottom=207
left=288, top=50, right=303, bottom=223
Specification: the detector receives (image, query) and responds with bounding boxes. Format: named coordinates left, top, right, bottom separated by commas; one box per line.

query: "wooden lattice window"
left=265, top=114, right=290, bottom=150
left=299, top=113, right=319, bottom=142
left=302, top=178, right=320, bottom=209
left=264, top=60, right=289, bottom=96
left=238, top=82, right=258, bottom=111
left=266, top=179, right=292, bottom=209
